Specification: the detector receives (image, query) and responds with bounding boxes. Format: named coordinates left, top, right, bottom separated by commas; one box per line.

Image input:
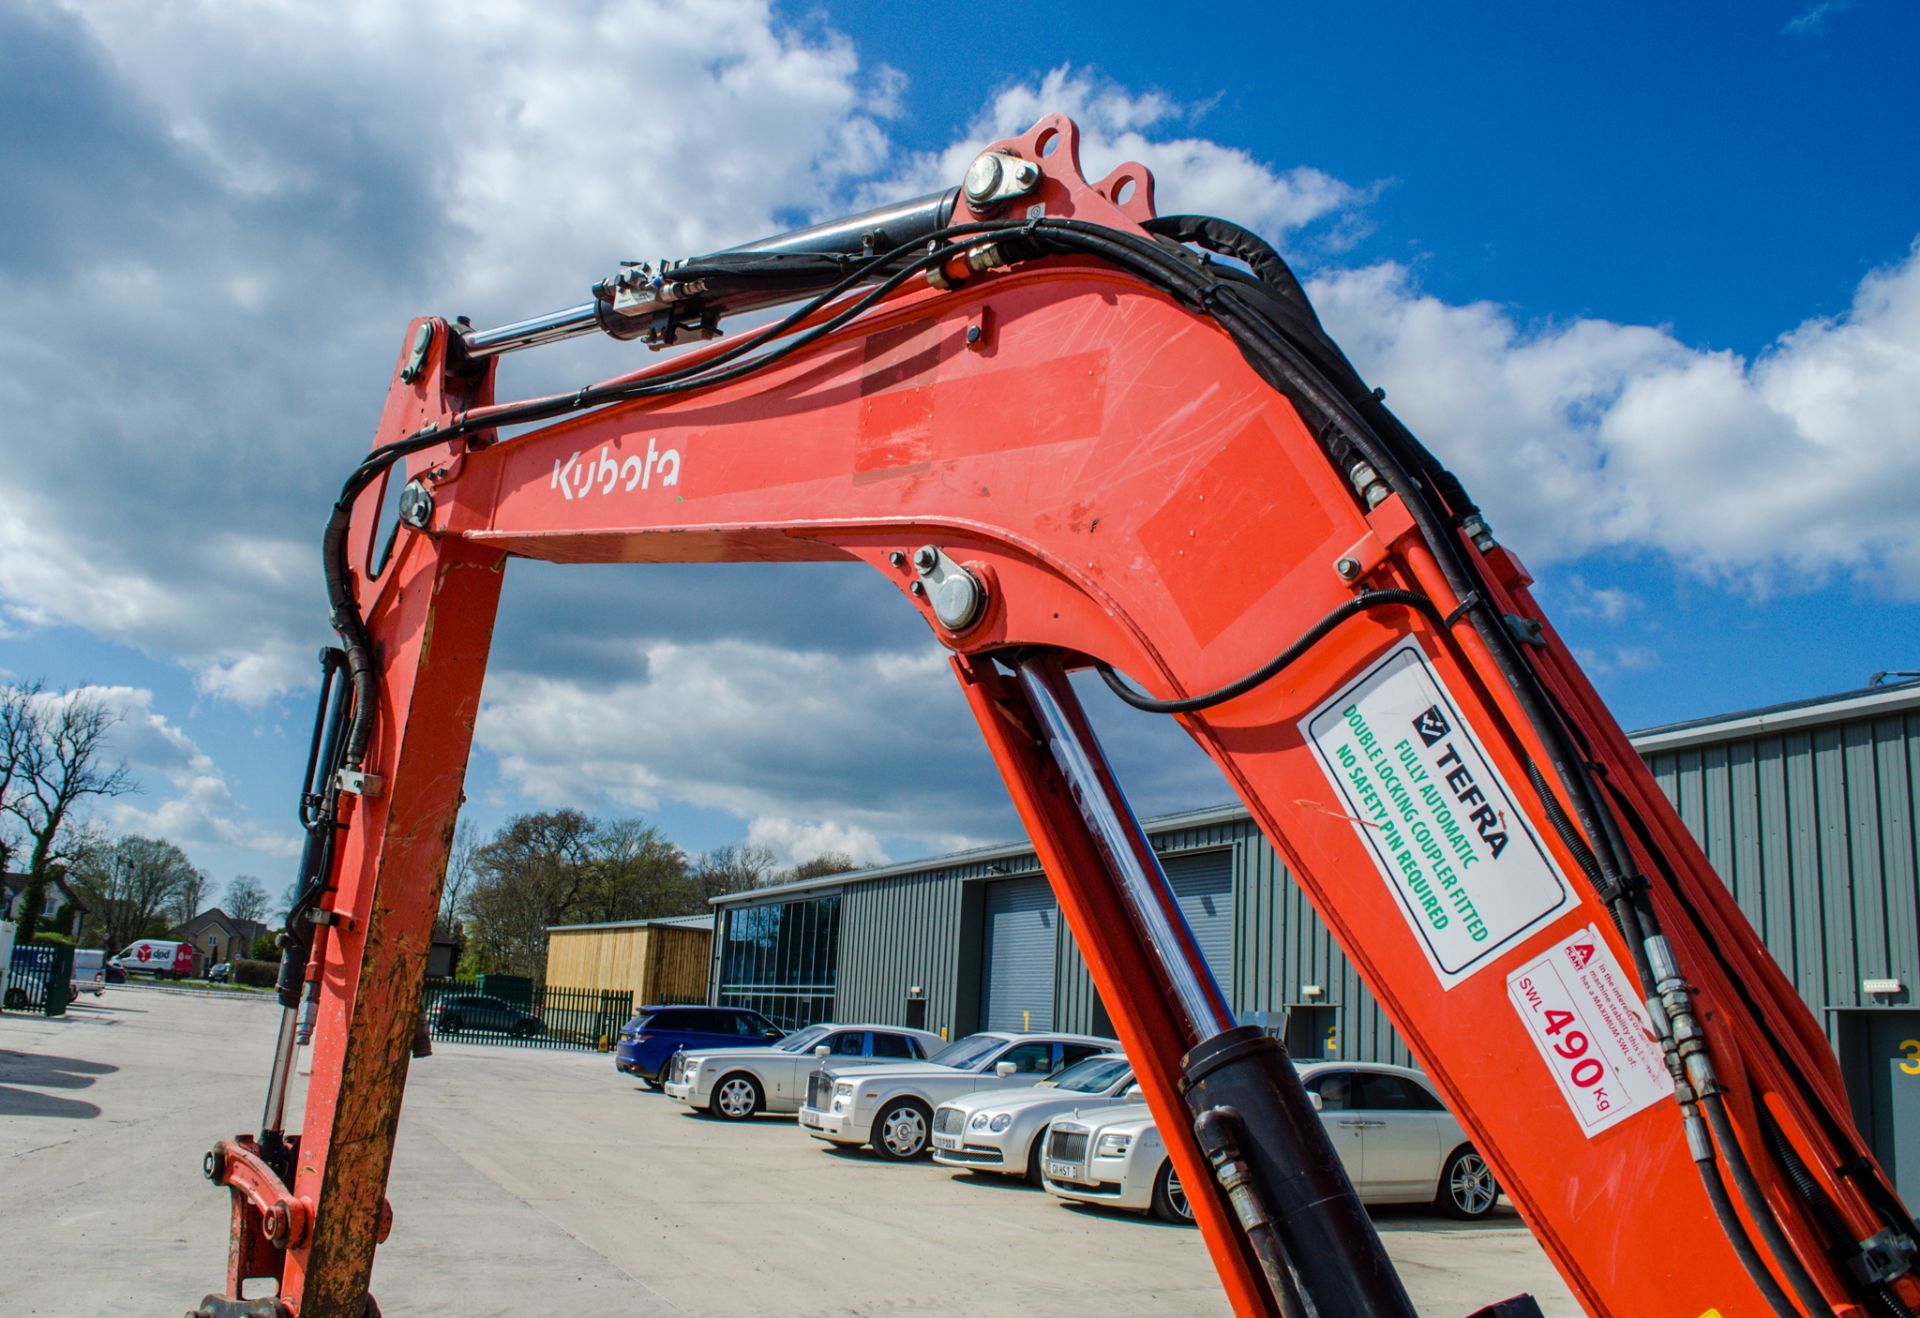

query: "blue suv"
left=616, top=1005, right=784, bottom=1088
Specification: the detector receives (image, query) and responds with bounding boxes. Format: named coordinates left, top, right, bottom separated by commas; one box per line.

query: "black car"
left=430, top=993, right=543, bottom=1039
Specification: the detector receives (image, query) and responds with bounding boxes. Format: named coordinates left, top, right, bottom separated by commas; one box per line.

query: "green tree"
left=461, top=810, right=599, bottom=978
left=577, top=818, right=691, bottom=922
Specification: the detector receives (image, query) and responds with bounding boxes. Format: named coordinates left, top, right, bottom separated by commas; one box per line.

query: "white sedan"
left=662, top=1022, right=944, bottom=1120
left=1041, top=1062, right=1500, bottom=1224
left=931, top=1053, right=1137, bottom=1183
left=799, top=1030, right=1119, bottom=1160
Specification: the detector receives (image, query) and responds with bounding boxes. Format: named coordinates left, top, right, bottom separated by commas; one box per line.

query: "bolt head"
left=887, top=550, right=906, bottom=568
left=912, top=546, right=941, bottom=575
left=1335, top=557, right=1362, bottom=580
left=965, top=325, right=983, bottom=345
left=398, top=481, right=435, bottom=530
left=963, top=152, right=1006, bottom=204
left=909, top=581, right=926, bottom=597
left=932, top=571, right=985, bottom=631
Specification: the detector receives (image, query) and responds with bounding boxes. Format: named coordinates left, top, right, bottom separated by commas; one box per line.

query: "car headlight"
left=1095, top=1133, right=1133, bottom=1158
left=969, top=1112, right=992, bottom=1131
left=833, top=1081, right=856, bottom=1102
left=988, top=1113, right=1013, bottom=1133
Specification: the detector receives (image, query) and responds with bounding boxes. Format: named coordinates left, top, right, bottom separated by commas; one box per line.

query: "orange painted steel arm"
left=217, top=113, right=1914, bottom=1317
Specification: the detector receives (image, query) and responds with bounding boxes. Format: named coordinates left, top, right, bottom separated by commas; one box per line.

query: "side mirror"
left=1308, top=1091, right=1323, bottom=1111
left=764, top=1027, right=784, bottom=1039
left=814, top=1045, right=831, bottom=1059
left=995, top=1061, right=1018, bottom=1078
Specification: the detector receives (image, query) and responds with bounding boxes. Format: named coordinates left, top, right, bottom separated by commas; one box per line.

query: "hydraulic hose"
left=1704, top=1092, right=1838, bottom=1316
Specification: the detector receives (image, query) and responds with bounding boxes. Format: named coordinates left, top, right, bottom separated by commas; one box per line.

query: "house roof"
left=3, top=869, right=89, bottom=913
left=173, top=907, right=271, bottom=943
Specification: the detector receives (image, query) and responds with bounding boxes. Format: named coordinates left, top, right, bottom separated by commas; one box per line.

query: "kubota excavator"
left=191, top=114, right=1918, bottom=1318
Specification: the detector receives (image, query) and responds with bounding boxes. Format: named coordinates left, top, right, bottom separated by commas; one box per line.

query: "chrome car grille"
left=806, top=1069, right=829, bottom=1109
left=668, top=1052, right=688, bottom=1084
left=1047, top=1128, right=1088, bottom=1163
left=934, top=1106, right=963, bottom=1135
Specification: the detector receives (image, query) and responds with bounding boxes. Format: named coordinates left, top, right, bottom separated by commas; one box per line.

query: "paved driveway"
left=0, top=988, right=1578, bottom=1315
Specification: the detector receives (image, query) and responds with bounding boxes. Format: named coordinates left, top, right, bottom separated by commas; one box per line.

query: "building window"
left=716, top=894, right=840, bottom=1030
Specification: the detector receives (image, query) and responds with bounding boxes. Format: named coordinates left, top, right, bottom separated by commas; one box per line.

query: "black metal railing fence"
left=421, top=978, right=633, bottom=1051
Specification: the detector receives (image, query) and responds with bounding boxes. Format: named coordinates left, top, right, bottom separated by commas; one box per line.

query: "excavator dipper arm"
left=196, top=115, right=1917, bottom=1318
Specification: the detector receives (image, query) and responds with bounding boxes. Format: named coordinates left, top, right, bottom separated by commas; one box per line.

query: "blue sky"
left=2, top=0, right=1916, bottom=896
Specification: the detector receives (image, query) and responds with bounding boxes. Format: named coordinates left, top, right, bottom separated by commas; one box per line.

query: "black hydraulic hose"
left=1698, top=1133, right=1807, bottom=1318
left=1062, top=214, right=1863, bottom=1314
left=1705, top=1090, right=1836, bottom=1316
left=1027, top=218, right=1638, bottom=892
left=1760, top=1111, right=1920, bottom=1318
left=322, top=223, right=1026, bottom=773
left=1095, top=588, right=1449, bottom=714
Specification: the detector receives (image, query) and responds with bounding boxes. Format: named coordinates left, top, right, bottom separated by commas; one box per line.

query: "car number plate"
left=932, top=1133, right=959, bottom=1150
left=1046, top=1161, right=1078, bottom=1181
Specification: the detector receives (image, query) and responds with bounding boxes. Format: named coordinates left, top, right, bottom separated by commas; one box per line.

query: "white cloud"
left=0, top=0, right=905, bottom=705
left=26, top=684, right=301, bottom=860
left=869, top=65, right=1373, bottom=246
left=474, top=639, right=1002, bottom=850
left=745, top=816, right=889, bottom=869
left=1310, top=243, right=1920, bottom=594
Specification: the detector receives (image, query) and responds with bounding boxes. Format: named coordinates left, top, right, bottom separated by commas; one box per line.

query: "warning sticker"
left=1507, top=924, right=1674, bottom=1137
left=1302, top=644, right=1572, bottom=987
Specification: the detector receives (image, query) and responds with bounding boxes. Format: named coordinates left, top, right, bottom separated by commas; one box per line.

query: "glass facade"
left=716, top=893, right=840, bottom=1029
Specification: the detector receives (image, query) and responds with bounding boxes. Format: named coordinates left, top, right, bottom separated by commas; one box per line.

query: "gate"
left=421, top=978, right=633, bottom=1051
left=4, top=943, right=74, bottom=1016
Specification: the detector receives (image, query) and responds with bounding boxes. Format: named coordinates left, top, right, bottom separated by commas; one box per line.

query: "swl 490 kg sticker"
left=1302, top=643, right=1571, bottom=988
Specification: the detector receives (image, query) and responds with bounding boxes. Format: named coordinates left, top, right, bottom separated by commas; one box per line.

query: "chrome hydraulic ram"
left=1011, top=653, right=1419, bottom=1318
left=461, top=187, right=960, bottom=360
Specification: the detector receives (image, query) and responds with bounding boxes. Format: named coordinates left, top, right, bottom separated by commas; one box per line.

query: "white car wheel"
left=712, top=1074, right=762, bottom=1121
left=873, top=1100, right=931, bottom=1160
left=1437, top=1146, right=1499, bottom=1220
left=1151, top=1159, right=1194, bottom=1225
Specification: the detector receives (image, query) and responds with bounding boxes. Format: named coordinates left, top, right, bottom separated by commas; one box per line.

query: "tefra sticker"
left=1302, top=643, right=1571, bottom=987
left=1507, top=924, right=1674, bottom=1137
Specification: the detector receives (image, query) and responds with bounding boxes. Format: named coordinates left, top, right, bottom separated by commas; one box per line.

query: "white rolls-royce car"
left=1041, top=1062, right=1500, bottom=1225
left=661, top=1022, right=944, bottom=1120
left=798, top=1030, right=1119, bottom=1160
left=931, top=1052, right=1138, bottom=1183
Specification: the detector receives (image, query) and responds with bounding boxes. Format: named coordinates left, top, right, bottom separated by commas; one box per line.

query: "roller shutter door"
left=1164, top=850, right=1233, bottom=992
left=980, top=876, right=1056, bottom=1032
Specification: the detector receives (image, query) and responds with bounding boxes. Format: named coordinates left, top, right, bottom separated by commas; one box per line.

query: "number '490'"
left=1544, top=1010, right=1606, bottom=1088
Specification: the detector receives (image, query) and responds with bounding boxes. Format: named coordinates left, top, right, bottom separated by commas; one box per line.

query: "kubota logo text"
left=551, top=439, right=681, bottom=501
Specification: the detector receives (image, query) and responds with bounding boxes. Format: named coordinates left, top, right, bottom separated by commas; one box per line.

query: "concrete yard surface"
left=0, top=988, right=1581, bottom=1315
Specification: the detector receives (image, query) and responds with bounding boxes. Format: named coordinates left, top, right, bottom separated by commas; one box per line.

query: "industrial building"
left=703, top=678, right=1920, bottom=1202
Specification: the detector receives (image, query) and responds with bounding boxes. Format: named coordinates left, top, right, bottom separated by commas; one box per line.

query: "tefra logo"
left=1414, top=705, right=1451, bottom=747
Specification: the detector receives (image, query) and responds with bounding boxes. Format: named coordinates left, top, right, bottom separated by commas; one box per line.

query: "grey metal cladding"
left=981, top=877, right=1057, bottom=1032
left=1643, top=709, right=1919, bottom=1022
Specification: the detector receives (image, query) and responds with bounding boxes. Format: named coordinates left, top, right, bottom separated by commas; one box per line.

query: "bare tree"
left=438, top=818, right=479, bottom=936
left=71, top=835, right=199, bottom=953
left=688, top=843, right=779, bottom=903
left=0, top=680, right=40, bottom=878
left=225, top=874, right=270, bottom=924
left=784, top=851, right=858, bottom=883
left=173, top=866, right=210, bottom=926
left=8, top=688, right=135, bottom=942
